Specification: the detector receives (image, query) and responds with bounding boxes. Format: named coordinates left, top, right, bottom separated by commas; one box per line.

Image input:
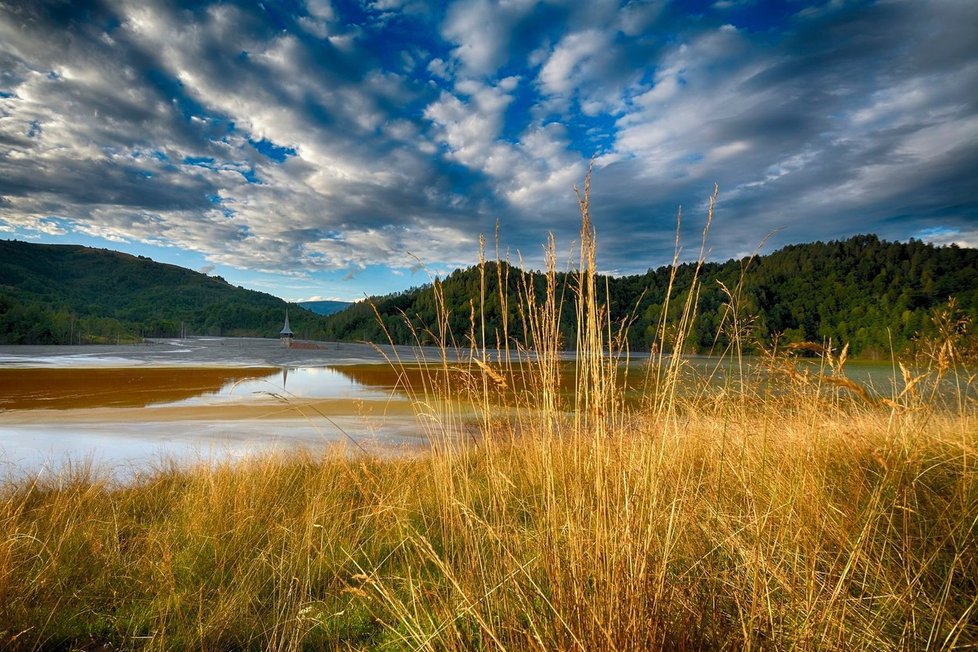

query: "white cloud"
left=538, top=29, right=610, bottom=97
left=916, top=227, right=978, bottom=250
left=306, top=0, right=335, bottom=21
left=427, top=57, right=451, bottom=79
left=534, top=22, right=645, bottom=116
left=298, top=16, right=331, bottom=39
left=423, top=81, right=518, bottom=170
left=507, top=123, right=584, bottom=209
left=442, top=0, right=536, bottom=76
left=442, top=0, right=505, bottom=75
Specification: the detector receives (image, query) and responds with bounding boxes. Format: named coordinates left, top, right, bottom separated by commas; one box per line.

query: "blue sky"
left=1, top=0, right=976, bottom=301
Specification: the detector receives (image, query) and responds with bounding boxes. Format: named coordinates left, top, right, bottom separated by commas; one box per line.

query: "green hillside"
left=4, top=236, right=975, bottom=354
left=0, top=240, right=324, bottom=344
left=322, top=235, right=978, bottom=357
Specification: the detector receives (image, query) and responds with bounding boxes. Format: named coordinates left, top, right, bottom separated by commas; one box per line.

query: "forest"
left=0, top=240, right=324, bottom=344
left=3, top=235, right=976, bottom=355
left=321, top=234, right=978, bottom=358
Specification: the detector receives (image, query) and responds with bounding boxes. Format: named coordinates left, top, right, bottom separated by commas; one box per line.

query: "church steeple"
left=280, top=310, right=293, bottom=347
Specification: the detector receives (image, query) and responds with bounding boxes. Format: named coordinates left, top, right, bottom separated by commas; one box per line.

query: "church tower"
left=280, top=310, right=294, bottom=348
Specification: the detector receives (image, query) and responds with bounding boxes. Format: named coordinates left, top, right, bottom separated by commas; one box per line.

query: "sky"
left=1, top=0, right=976, bottom=302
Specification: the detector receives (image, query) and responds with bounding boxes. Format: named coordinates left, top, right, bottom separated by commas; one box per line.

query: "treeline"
left=323, top=235, right=978, bottom=357
left=0, top=240, right=323, bottom=344
left=4, top=236, right=975, bottom=354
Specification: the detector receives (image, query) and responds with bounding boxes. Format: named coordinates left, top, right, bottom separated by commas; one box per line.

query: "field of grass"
left=2, top=183, right=976, bottom=650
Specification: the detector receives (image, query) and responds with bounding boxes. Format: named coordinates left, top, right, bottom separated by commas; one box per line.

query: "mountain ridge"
left=0, top=239, right=324, bottom=344
left=299, top=300, right=353, bottom=316
left=320, top=234, right=978, bottom=357
left=3, top=235, right=976, bottom=356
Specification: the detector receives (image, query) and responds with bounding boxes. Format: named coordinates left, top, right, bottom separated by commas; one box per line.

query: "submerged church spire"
left=280, top=310, right=293, bottom=347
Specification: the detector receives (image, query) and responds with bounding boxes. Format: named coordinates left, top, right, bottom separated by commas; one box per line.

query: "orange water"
left=0, top=367, right=278, bottom=410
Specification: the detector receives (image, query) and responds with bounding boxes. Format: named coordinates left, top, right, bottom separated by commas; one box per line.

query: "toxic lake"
left=0, top=336, right=961, bottom=480
left=0, top=337, right=431, bottom=480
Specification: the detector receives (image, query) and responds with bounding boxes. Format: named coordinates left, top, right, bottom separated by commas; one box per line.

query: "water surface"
left=0, top=362, right=420, bottom=480
left=2, top=348, right=970, bottom=480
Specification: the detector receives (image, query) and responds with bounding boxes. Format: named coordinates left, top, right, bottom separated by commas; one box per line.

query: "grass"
left=2, top=178, right=976, bottom=650
left=2, top=406, right=975, bottom=649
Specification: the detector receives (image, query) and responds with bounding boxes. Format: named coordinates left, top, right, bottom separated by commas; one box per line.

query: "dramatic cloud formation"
left=0, top=0, right=975, bottom=299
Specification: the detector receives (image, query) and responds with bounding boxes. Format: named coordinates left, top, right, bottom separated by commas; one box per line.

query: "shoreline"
left=0, top=397, right=417, bottom=425
left=0, top=338, right=429, bottom=476
left=0, top=397, right=424, bottom=481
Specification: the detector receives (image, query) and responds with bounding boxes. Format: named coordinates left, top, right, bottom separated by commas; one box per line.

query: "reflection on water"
left=0, top=358, right=971, bottom=481
left=329, top=358, right=969, bottom=406
left=0, top=418, right=426, bottom=483
left=0, top=359, right=964, bottom=413
left=329, top=364, right=426, bottom=393
left=0, top=366, right=409, bottom=411
left=0, top=367, right=279, bottom=410
left=226, top=366, right=397, bottom=403
left=0, top=364, right=424, bottom=481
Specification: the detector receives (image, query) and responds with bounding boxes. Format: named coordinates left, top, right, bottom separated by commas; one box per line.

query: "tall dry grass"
left=1, top=176, right=976, bottom=650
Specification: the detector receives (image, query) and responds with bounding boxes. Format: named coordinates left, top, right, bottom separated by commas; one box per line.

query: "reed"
left=1, top=178, right=975, bottom=650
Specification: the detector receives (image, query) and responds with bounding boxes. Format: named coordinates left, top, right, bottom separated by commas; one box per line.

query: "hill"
left=299, top=300, right=352, bottom=316
left=0, top=240, right=324, bottom=344
left=322, top=235, right=978, bottom=357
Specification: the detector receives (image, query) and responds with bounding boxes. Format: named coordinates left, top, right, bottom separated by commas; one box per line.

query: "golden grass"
left=1, top=177, right=976, bottom=650
left=1, top=405, right=974, bottom=650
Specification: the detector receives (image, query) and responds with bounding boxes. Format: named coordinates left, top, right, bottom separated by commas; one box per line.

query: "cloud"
left=539, top=29, right=612, bottom=97
left=0, top=0, right=494, bottom=275
left=537, top=27, right=641, bottom=116
left=441, top=0, right=525, bottom=77
left=423, top=79, right=520, bottom=171
left=916, top=226, right=978, bottom=250
left=298, top=294, right=351, bottom=302
left=427, top=57, right=452, bottom=79
left=0, top=0, right=975, bottom=292
left=590, top=1, right=978, bottom=264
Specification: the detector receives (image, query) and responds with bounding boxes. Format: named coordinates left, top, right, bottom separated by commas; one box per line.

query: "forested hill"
left=0, top=240, right=323, bottom=344
left=322, top=235, right=978, bottom=357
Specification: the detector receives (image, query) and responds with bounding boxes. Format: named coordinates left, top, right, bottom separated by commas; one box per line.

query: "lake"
left=1, top=338, right=970, bottom=480
left=0, top=338, right=426, bottom=480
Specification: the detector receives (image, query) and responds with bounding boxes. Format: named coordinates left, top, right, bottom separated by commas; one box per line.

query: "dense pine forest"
left=0, top=240, right=323, bottom=344
left=3, top=236, right=976, bottom=355
left=322, top=235, right=978, bottom=358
